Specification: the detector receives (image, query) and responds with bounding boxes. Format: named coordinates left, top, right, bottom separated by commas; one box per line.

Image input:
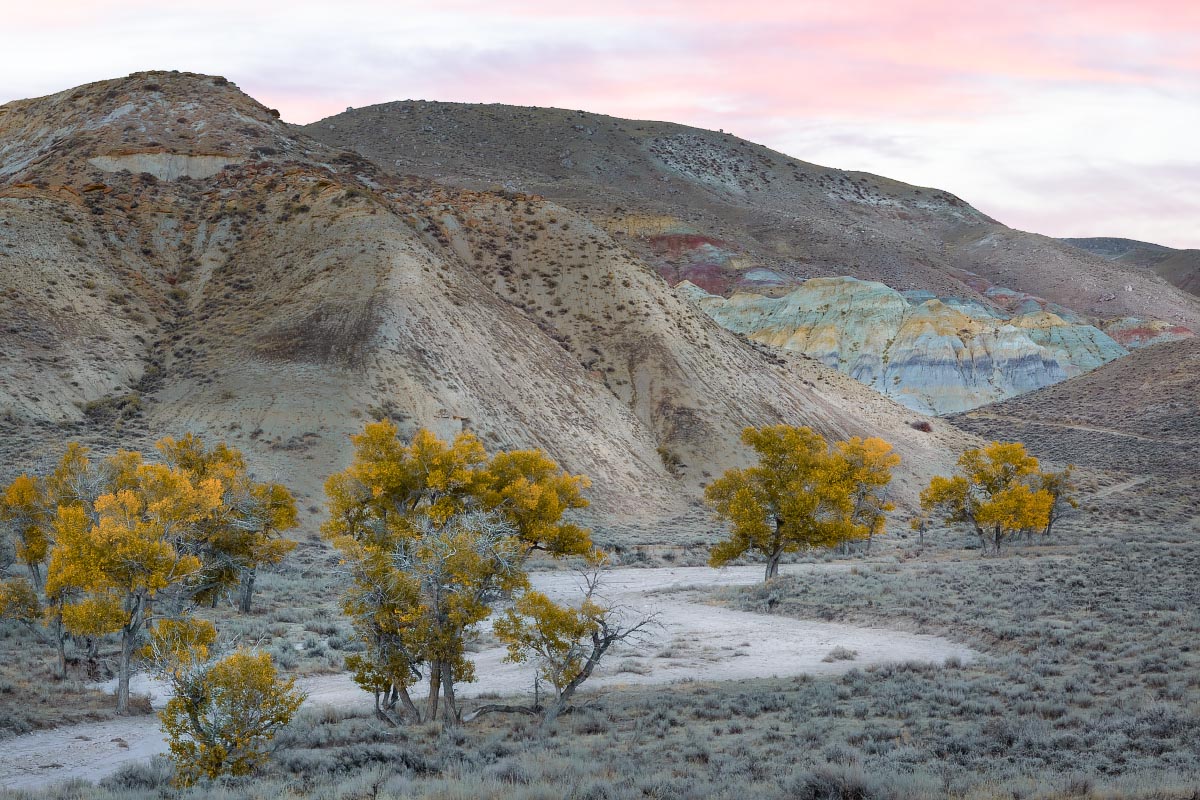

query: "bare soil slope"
left=1064, top=236, right=1200, bottom=297
left=303, top=103, right=1200, bottom=330
left=951, top=337, right=1200, bottom=522
left=0, top=72, right=972, bottom=540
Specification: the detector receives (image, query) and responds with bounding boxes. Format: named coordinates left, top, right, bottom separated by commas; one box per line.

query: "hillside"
left=681, top=277, right=1129, bottom=414
left=303, top=102, right=1199, bottom=329
left=951, top=337, right=1200, bottom=522
left=1063, top=236, right=1200, bottom=297
left=302, top=102, right=1198, bottom=413
left=0, top=71, right=974, bottom=541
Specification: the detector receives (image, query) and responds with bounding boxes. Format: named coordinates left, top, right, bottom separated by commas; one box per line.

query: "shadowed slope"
left=1064, top=236, right=1200, bottom=297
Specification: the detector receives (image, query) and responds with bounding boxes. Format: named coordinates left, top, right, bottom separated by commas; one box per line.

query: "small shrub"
left=823, top=646, right=859, bottom=662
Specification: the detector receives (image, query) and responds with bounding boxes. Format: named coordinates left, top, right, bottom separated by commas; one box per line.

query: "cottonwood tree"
left=156, top=435, right=298, bottom=613
left=1038, top=466, right=1079, bottom=538
left=0, top=436, right=299, bottom=712
left=835, top=436, right=901, bottom=553
left=152, top=643, right=304, bottom=786
left=706, top=426, right=900, bottom=580
left=0, top=475, right=52, bottom=590
left=490, top=565, right=658, bottom=732
left=324, top=422, right=595, bottom=725
left=0, top=445, right=119, bottom=677
left=47, top=459, right=221, bottom=713
left=919, top=441, right=1054, bottom=554
left=908, top=512, right=930, bottom=546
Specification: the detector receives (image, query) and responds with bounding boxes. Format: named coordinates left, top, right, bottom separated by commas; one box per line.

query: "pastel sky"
left=3, top=1, right=1199, bottom=247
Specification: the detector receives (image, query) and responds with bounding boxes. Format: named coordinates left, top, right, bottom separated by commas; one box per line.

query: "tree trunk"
left=117, top=625, right=137, bottom=714
left=116, top=597, right=143, bottom=715
left=426, top=660, right=441, bottom=722
left=765, top=551, right=782, bottom=581
left=462, top=703, right=539, bottom=723
left=396, top=683, right=422, bottom=723
left=540, top=635, right=612, bottom=735
left=27, top=562, right=43, bottom=592
left=86, top=636, right=101, bottom=677
left=54, top=621, right=66, bottom=681
left=238, top=568, right=256, bottom=614
left=440, top=661, right=458, bottom=726
left=993, top=526, right=1003, bottom=555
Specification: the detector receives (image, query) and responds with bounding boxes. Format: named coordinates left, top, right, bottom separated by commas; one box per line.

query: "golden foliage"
left=706, top=426, right=899, bottom=579
left=0, top=577, right=40, bottom=624
left=835, top=436, right=901, bottom=538
left=160, top=650, right=304, bottom=786
left=157, top=434, right=299, bottom=606
left=0, top=474, right=52, bottom=585
left=919, top=441, right=1056, bottom=552
left=1038, top=466, right=1079, bottom=536
left=323, top=423, right=595, bottom=719
left=0, top=435, right=300, bottom=711
left=494, top=589, right=601, bottom=695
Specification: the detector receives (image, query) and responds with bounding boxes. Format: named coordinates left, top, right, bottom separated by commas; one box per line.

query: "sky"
left=3, top=0, right=1199, bottom=248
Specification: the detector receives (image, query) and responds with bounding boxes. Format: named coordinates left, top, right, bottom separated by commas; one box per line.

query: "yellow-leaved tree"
left=156, top=648, right=304, bottom=786
left=919, top=441, right=1055, bottom=554
left=706, top=426, right=900, bottom=581
left=324, top=422, right=596, bottom=725
left=1038, top=466, right=1079, bottom=538
left=46, top=459, right=221, bottom=713
left=835, top=436, right=901, bottom=553
left=0, top=436, right=302, bottom=713
left=1, top=444, right=112, bottom=677
left=0, top=474, right=52, bottom=589
left=156, top=434, right=298, bottom=612
left=491, top=564, right=657, bottom=732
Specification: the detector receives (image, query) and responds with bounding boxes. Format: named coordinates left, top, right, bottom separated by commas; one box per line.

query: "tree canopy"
left=920, top=441, right=1055, bottom=554
left=0, top=437, right=298, bottom=712
left=324, top=422, right=597, bottom=725
left=706, top=426, right=899, bottom=580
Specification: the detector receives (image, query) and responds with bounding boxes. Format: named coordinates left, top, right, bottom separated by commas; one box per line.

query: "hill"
left=302, top=102, right=1198, bottom=412
left=303, top=102, right=1199, bottom=328
left=0, top=71, right=973, bottom=541
left=1063, top=236, right=1200, bottom=297
left=950, top=337, right=1200, bottom=523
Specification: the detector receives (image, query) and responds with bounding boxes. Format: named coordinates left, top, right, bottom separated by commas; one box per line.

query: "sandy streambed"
left=0, top=563, right=974, bottom=790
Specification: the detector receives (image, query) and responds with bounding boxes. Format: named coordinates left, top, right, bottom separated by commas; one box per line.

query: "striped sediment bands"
left=678, top=276, right=1144, bottom=414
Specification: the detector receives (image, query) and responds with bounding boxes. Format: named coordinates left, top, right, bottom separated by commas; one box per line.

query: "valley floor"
left=0, top=564, right=972, bottom=791
left=1, top=492, right=1197, bottom=800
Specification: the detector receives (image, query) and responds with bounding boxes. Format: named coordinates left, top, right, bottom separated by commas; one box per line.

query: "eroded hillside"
left=680, top=277, right=1133, bottom=414
left=0, top=71, right=974, bottom=540
left=303, top=102, right=1198, bottom=414
left=303, top=102, right=1199, bottom=331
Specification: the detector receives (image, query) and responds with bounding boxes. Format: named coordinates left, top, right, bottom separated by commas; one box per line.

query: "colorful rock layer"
left=679, top=277, right=1132, bottom=415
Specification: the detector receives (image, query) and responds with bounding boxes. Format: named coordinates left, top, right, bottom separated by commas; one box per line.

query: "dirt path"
left=1090, top=475, right=1150, bottom=500
left=963, top=414, right=1181, bottom=444
left=0, top=564, right=975, bottom=791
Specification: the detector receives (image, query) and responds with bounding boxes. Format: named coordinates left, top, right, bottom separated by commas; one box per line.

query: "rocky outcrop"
left=680, top=277, right=1130, bottom=415
left=1100, top=317, right=1194, bottom=348
left=88, top=153, right=241, bottom=181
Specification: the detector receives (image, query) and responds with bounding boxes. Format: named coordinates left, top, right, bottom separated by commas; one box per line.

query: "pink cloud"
left=2, top=1, right=1198, bottom=247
